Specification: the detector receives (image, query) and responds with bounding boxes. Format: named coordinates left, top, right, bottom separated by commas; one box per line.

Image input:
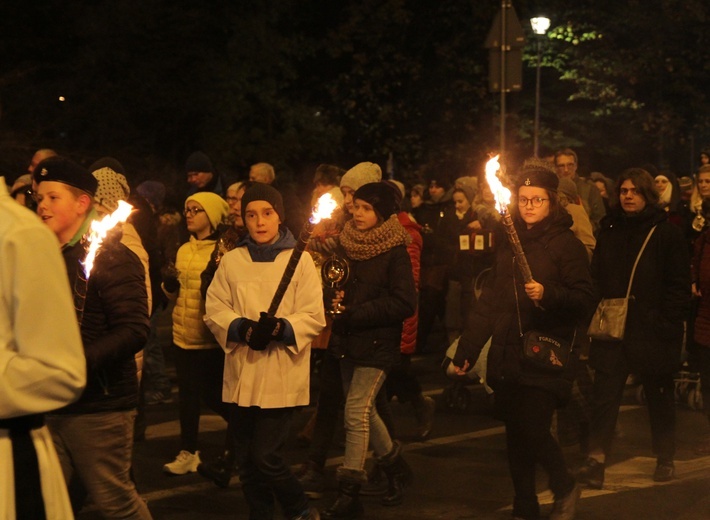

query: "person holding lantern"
left=452, top=158, right=594, bottom=520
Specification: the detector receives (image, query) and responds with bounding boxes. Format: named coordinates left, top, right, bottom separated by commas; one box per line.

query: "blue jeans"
left=47, top=411, right=152, bottom=519
left=340, top=359, right=393, bottom=476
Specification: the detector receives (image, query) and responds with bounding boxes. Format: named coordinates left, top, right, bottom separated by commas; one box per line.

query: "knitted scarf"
left=339, top=215, right=411, bottom=261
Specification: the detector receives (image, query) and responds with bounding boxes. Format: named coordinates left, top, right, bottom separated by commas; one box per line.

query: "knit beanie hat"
left=240, top=182, right=285, bottom=223
left=340, top=162, right=382, bottom=191
left=89, top=157, right=125, bottom=175
left=515, top=158, right=559, bottom=193
left=136, top=180, right=166, bottom=209
left=185, top=192, right=229, bottom=230
left=93, top=167, right=130, bottom=212
left=33, top=156, right=98, bottom=196
left=354, top=182, right=399, bottom=220
left=455, top=184, right=476, bottom=204
left=185, top=151, right=214, bottom=173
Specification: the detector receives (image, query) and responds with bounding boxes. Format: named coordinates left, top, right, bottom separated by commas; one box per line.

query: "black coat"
left=590, top=205, right=690, bottom=374
left=453, top=210, right=595, bottom=402
left=330, top=245, right=417, bottom=370
left=57, top=232, right=150, bottom=414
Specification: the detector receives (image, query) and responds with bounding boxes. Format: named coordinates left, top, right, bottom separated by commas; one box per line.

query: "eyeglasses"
left=518, top=196, right=549, bottom=208
left=183, top=207, right=206, bottom=217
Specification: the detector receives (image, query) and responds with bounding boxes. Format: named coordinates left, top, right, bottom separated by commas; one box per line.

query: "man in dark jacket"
left=578, top=167, right=690, bottom=488
left=34, top=157, right=153, bottom=519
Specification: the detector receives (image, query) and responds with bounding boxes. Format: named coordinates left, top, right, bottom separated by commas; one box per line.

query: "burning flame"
left=485, top=155, right=511, bottom=214
left=309, top=193, right=338, bottom=225
left=83, top=200, right=133, bottom=278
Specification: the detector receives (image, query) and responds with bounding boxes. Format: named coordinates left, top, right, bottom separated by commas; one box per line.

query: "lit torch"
left=485, top=155, right=534, bottom=284
left=83, top=200, right=133, bottom=279
left=267, top=193, right=338, bottom=316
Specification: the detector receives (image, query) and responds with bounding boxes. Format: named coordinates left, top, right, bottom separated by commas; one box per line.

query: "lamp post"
left=530, top=16, right=550, bottom=157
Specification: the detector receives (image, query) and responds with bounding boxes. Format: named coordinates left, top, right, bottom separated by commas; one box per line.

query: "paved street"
left=78, top=351, right=710, bottom=520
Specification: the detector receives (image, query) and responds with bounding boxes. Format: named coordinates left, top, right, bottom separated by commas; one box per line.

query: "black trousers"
left=233, top=406, right=308, bottom=520
left=496, top=384, right=575, bottom=519
left=172, top=345, right=231, bottom=452
left=697, top=347, right=710, bottom=424
left=589, top=357, right=676, bottom=463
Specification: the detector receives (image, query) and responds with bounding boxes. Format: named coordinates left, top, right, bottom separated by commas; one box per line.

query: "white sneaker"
left=163, top=450, right=201, bottom=475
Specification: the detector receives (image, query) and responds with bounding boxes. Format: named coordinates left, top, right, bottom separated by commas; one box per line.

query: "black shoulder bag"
left=513, top=261, right=575, bottom=373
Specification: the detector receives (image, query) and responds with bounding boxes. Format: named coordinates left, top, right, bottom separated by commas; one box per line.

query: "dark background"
left=1, top=0, right=709, bottom=196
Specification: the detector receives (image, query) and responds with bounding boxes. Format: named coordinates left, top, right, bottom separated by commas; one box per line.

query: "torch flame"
left=485, top=155, right=511, bottom=214
left=83, top=200, right=133, bottom=278
left=309, top=193, right=338, bottom=225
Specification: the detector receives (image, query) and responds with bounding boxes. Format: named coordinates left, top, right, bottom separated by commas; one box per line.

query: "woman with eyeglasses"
left=161, top=192, right=234, bottom=476
left=577, top=168, right=690, bottom=488
left=453, top=158, right=594, bottom=520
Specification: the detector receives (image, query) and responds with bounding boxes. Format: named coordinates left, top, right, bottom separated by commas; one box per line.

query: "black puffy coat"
left=57, top=232, right=150, bottom=414
left=453, top=210, right=594, bottom=402
left=590, top=205, right=690, bottom=374
left=330, top=245, right=417, bottom=370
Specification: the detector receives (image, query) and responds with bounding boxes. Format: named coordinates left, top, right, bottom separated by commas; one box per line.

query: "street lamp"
left=530, top=16, right=550, bottom=157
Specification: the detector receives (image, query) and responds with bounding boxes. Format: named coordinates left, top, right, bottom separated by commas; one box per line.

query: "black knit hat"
left=354, top=182, right=398, bottom=220
left=185, top=151, right=214, bottom=173
left=515, top=158, right=559, bottom=193
left=89, top=156, right=125, bottom=175
left=33, top=156, right=98, bottom=196
left=240, top=182, right=285, bottom=223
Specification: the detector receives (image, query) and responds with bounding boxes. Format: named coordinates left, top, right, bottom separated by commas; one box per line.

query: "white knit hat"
left=340, top=162, right=382, bottom=191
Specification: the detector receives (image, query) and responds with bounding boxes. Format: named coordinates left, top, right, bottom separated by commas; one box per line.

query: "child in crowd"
left=205, top=183, right=325, bottom=520
left=162, top=192, right=232, bottom=476
left=322, top=182, right=417, bottom=519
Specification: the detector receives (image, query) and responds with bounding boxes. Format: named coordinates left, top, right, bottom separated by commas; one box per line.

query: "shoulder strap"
left=625, top=225, right=656, bottom=298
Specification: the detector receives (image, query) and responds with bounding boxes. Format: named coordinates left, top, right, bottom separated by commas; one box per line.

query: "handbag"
left=512, top=262, right=575, bottom=373
left=587, top=226, right=656, bottom=341
left=522, top=329, right=575, bottom=373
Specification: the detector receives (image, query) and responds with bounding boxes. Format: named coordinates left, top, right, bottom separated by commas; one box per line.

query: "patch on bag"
left=549, top=350, right=563, bottom=367
left=532, top=344, right=541, bottom=354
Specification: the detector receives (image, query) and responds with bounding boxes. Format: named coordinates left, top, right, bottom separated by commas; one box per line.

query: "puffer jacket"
left=453, top=210, right=594, bottom=403
left=171, top=235, right=219, bottom=350
left=330, top=245, right=417, bottom=370
left=590, top=205, right=690, bottom=374
left=57, top=233, right=150, bottom=414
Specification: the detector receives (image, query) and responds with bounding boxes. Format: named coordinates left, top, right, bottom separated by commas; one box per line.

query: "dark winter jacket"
left=590, top=205, right=690, bottom=374
left=412, top=190, right=457, bottom=269
left=692, top=227, right=710, bottom=347
left=453, top=210, right=594, bottom=402
left=330, top=245, right=417, bottom=370
left=56, top=232, right=150, bottom=414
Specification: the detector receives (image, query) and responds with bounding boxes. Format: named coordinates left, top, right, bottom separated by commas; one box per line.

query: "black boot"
left=321, top=480, right=363, bottom=520
left=378, top=441, right=413, bottom=507
left=197, top=450, right=236, bottom=488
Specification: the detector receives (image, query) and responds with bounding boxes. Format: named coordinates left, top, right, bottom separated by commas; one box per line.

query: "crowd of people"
left=1, top=145, right=709, bottom=520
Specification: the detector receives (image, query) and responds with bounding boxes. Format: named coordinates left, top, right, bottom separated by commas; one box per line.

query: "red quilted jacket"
left=398, top=212, right=422, bottom=354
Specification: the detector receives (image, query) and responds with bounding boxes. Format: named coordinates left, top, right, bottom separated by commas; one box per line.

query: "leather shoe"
left=575, top=457, right=604, bottom=489
left=653, top=462, right=674, bottom=482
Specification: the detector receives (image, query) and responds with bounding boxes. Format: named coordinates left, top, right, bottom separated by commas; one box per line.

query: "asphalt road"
left=77, top=351, right=710, bottom=520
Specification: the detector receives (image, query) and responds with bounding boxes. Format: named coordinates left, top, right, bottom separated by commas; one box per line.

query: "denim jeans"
left=340, top=359, right=393, bottom=474
left=47, top=411, right=152, bottom=519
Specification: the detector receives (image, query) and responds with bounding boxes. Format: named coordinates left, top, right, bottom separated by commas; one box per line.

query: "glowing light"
left=83, top=200, right=133, bottom=278
left=530, top=17, right=551, bottom=35
left=485, top=155, right=511, bottom=214
left=58, top=96, right=66, bottom=102
left=309, top=193, right=338, bottom=224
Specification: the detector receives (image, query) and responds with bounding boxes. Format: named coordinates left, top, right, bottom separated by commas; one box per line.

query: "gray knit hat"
left=340, top=162, right=382, bottom=191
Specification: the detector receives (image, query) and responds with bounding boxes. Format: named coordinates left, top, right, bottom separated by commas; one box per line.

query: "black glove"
left=238, top=319, right=264, bottom=350
left=247, top=312, right=286, bottom=350
left=161, top=263, right=181, bottom=293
